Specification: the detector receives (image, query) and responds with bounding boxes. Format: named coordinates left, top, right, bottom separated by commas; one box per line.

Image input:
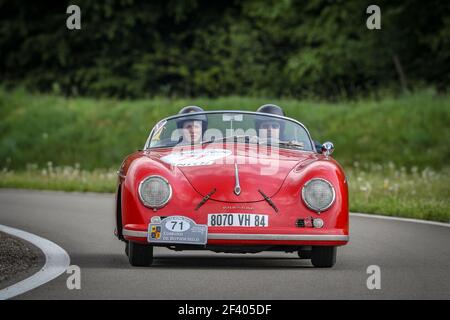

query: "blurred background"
left=1, top=0, right=449, bottom=98
left=0, top=0, right=449, bottom=221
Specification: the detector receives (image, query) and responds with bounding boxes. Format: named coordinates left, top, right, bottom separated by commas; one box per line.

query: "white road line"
left=0, top=224, right=70, bottom=300
left=351, top=212, right=450, bottom=228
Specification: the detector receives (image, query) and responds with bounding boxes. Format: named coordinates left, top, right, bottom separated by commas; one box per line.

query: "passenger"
left=176, top=106, right=207, bottom=144
left=255, top=104, right=285, bottom=142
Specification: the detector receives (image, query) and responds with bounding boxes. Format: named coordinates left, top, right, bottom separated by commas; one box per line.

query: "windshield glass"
left=147, top=112, right=314, bottom=151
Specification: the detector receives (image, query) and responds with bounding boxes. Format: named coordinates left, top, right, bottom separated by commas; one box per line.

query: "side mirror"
left=322, top=141, right=334, bottom=157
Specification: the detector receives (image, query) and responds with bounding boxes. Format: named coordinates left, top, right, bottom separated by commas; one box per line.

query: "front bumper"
left=123, top=225, right=349, bottom=246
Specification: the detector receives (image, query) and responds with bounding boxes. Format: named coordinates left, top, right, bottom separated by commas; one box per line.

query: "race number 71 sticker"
left=148, top=216, right=208, bottom=245
left=160, top=149, right=231, bottom=167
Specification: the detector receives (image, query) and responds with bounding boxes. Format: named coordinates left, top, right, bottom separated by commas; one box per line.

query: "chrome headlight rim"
left=138, top=175, right=172, bottom=209
left=301, top=178, right=336, bottom=213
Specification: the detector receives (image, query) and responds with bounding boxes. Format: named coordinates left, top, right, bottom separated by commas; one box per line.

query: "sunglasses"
left=260, top=122, right=280, bottom=129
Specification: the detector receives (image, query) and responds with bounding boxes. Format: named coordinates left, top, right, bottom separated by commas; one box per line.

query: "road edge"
left=351, top=212, right=450, bottom=228
left=0, top=224, right=70, bottom=300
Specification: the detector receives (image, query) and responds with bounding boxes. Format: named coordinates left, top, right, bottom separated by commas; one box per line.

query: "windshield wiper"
left=258, top=189, right=279, bottom=213
left=195, top=188, right=216, bottom=211
left=278, top=140, right=305, bottom=150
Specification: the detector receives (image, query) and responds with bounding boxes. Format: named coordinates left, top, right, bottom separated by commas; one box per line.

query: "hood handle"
left=234, top=163, right=241, bottom=196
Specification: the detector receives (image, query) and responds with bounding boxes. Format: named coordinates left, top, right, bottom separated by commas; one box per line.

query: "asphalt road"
left=0, top=189, right=448, bottom=299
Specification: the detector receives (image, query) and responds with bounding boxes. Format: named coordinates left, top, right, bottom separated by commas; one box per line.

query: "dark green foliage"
left=0, top=0, right=448, bottom=98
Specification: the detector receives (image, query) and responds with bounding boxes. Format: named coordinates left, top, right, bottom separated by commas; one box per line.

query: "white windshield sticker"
left=160, top=149, right=231, bottom=166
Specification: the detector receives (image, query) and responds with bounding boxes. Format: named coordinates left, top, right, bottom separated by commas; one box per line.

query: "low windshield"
left=147, top=112, right=314, bottom=151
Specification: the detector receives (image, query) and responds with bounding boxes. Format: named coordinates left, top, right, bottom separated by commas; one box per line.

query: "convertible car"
left=115, top=110, right=349, bottom=267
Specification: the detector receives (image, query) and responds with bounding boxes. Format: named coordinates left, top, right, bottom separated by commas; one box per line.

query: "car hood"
left=147, top=145, right=318, bottom=202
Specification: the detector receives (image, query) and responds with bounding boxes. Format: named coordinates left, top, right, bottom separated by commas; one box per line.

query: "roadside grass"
left=0, top=163, right=448, bottom=222
left=0, top=164, right=117, bottom=193
left=1, top=88, right=449, bottom=170
left=347, top=163, right=450, bottom=222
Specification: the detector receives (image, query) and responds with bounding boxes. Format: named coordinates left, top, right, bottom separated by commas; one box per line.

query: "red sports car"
left=115, top=110, right=349, bottom=267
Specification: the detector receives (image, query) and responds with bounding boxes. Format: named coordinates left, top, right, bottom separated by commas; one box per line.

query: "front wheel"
left=128, top=241, right=153, bottom=267
left=311, top=246, right=337, bottom=268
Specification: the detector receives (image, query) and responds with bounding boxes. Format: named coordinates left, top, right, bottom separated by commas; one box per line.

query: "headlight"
left=302, top=178, right=335, bottom=213
left=138, top=176, right=172, bottom=209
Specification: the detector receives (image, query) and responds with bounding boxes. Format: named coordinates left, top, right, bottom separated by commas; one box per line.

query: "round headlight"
left=138, top=176, right=172, bottom=209
left=302, top=178, right=335, bottom=213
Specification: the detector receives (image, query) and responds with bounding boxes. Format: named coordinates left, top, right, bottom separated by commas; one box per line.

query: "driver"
left=255, top=104, right=285, bottom=142
left=176, top=106, right=207, bottom=144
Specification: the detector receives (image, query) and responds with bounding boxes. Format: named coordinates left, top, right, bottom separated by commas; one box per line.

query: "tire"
left=128, top=241, right=153, bottom=267
left=311, top=246, right=337, bottom=268
left=115, top=184, right=125, bottom=241
left=125, top=242, right=129, bottom=257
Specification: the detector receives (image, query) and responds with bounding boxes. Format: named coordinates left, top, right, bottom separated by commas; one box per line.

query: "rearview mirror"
left=222, top=114, right=243, bottom=122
